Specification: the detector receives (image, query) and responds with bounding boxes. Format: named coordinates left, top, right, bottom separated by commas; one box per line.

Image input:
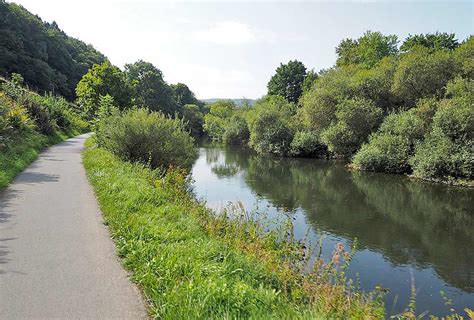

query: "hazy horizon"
left=9, top=0, right=474, bottom=99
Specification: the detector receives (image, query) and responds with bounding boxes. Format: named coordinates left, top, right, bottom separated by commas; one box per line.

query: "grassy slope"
left=83, top=139, right=384, bottom=319
left=0, top=130, right=78, bottom=188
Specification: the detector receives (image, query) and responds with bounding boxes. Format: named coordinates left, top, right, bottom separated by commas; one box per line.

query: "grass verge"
left=83, top=138, right=384, bottom=319
left=0, top=129, right=79, bottom=188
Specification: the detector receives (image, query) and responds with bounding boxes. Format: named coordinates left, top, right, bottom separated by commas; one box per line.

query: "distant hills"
left=201, top=98, right=256, bottom=107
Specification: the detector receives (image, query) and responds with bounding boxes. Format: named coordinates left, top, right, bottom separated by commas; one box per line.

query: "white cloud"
left=193, top=22, right=257, bottom=45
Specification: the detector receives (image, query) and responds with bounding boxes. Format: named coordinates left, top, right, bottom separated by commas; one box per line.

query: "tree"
left=267, top=60, right=307, bottom=103
left=76, top=61, right=132, bottom=119
left=400, top=32, right=459, bottom=53
left=171, top=83, right=200, bottom=108
left=392, top=47, right=456, bottom=107
left=300, top=67, right=354, bottom=134
left=454, top=36, right=474, bottom=79
left=202, top=100, right=236, bottom=141
left=249, top=110, right=293, bottom=156
left=124, top=60, right=176, bottom=115
left=0, top=1, right=105, bottom=100
left=180, top=104, right=204, bottom=138
left=302, top=69, right=318, bottom=93
left=336, top=31, right=398, bottom=68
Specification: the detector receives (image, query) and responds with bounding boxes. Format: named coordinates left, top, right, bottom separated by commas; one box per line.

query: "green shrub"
left=223, top=115, right=249, bottom=145
left=96, top=108, right=197, bottom=171
left=410, top=133, right=472, bottom=182
left=353, top=134, right=414, bottom=173
left=411, top=94, right=473, bottom=182
left=249, top=110, right=293, bottom=156
left=352, top=107, right=426, bottom=173
left=321, top=98, right=382, bottom=157
left=300, top=68, right=353, bottom=134
left=290, top=130, right=327, bottom=157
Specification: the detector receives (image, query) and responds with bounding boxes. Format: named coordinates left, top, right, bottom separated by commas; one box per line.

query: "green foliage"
left=171, top=83, right=201, bottom=108
left=391, top=47, right=456, bottom=107
left=349, top=57, right=398, bottom=111
left=353, top=77, right=473, bottom=184
left=125, top=60, right=176, bottom=115
left=267, top=60, right=307, bottom=103
left=300, top=67, right=354, bottom=134
left=353, top=109, right=426, bottom=173
left=321, top=98, right=382, bottom=157
left=223, top=115, right=249, bottom=145
left=336, top=31, right=398, bottom=68
left=0, top=2, right=106, bottom=100
left=96, top=108, right=196, bottom=171
left=290, top=130, right=327, bottom=157
left=249, top=110, right=293, bottom=156
left=400, top=32, right=459, bottom=53
left=76, top=61, right=132, bottom=119
left=180, top=104, right=204, bottom=138
left=203, top=100, right=236, bottom=141
left=411, top=80, right=474, bottom=183
left=454, top=36, right=474, bottom=78
left=302, top=69, right=318, bottom=93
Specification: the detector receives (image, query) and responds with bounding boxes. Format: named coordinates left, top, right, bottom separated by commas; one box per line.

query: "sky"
left=9, top=0, right=474, bottom=99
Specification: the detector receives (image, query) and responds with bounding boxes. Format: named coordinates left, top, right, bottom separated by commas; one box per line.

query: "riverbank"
left=83, top=138, right=385, bottom=319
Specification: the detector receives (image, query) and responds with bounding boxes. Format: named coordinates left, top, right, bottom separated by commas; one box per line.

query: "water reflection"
left=193, top=146, right=474, bottom=316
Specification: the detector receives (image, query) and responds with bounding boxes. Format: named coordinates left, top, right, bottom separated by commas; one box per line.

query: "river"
left=191, top=145, right=473, bottom=317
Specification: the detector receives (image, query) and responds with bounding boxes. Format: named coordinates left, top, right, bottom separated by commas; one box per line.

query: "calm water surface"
left=191, top=145, right=474, bottom=317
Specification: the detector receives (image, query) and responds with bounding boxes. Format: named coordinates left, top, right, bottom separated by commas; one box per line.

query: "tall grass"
left=83, top=138, right=385, bottom=319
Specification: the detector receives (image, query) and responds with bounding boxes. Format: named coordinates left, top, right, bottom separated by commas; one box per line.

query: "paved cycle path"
left=0, top=134, right=147, bottom=319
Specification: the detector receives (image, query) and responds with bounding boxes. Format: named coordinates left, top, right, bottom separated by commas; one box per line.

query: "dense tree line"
left=0, top=2, right=204, bottom=138
left=204, top=31, right=473, bottom=184
left=0, top=1, right=106, bottom=100
left=76, top=60, right=205, bottom=137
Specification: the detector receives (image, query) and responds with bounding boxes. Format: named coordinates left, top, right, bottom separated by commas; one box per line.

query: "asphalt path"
left=0, top=134, right=147, bottom=319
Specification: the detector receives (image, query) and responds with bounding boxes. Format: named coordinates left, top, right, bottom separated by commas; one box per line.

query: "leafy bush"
left=353, top=104, right=428, bottom=173
left=223, top=115, right=249, bottom=145
left=96, top=108, right=196, bottom=171
left=321, top=98, right=382, bottom=157
left=411, top=91, right=473, bottom=182
left=290, top=131, right=327, bottom=157
left=249, top=110, right=293, bottom=156
left=203, top=100, right=236, bottom=141
left=353, top=133, right=414, bottom=173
